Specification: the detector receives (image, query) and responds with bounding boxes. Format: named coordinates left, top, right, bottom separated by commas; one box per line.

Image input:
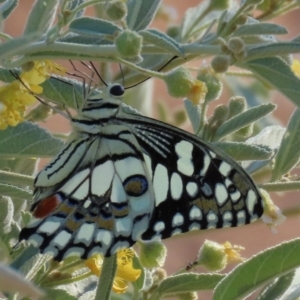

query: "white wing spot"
left=189, top=223, right=200, bottom=231
left=170, top=172, right=183, bottom=200
left=83, top=199, right=92, bottom=208
left=186, top=182, right=198, bottom=197
left=223, top=211, right=233, bottom=221
left=189, top=206, right=202, bottom=220
left=237, top=210, right=246, bottom=225
left=209, top=151, right=216, bottom=158
left=115, top=157, right=145, bottom=181
left=219, top=161, right=232, bottom=177
left=153, top=164, right=169, bottom=206
left=38, top=218, right=62, bottom=234
left=75, top=223, right=96, bottom=246
left=246, top=190, right=257, bottom=215
left=200, top=154, right=211, bottom=176
left=231, top=190, right=241, bottom=202
left=154, top=221, right=165, bottom=232
left=207, top=211, right=218, bottom=227
left=175, top=141, right=194, bottom=176
left=215, top=183, right=228, bottom=205
left=64, top=247, right=84, bottom=258
left=52, top=230, right=72, bottom=249
left=115, top=217, right=132, bottom=236
left=95, top=229, right=113, bottom=247
left=60, top=169, right=89, bottom=199
left=172, top=228, right=182, bottom=236
left=28, top=234, right=43, bottom=247
left=92, top=160, right=114, bottom=196
left=172, top=212, right=184, bottom=227
left=111, top=175, right=127, bottom=203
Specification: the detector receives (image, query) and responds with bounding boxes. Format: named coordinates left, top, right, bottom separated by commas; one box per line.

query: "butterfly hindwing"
left=20, top=124, right=155, bottom=259
left=121, top=114, right=263, bottom=241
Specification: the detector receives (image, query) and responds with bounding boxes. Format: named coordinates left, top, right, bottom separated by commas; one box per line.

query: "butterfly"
left=19, top=78, right=264, bottom=261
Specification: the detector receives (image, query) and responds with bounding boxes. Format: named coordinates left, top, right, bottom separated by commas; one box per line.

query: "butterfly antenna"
left=124, top=55, right=179, bottom=89
left=89, top=61, right=108, bottom=87
left=9, top=70, right=71, bottom=120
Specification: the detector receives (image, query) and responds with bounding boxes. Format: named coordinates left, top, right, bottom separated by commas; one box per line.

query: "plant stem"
left=95, top=254, right=117, bottom=300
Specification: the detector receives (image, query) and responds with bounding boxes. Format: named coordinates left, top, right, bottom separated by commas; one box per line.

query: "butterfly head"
left=80, top=83, right=125, bottom=120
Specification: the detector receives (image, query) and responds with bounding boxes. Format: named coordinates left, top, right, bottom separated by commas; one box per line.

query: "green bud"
left=236, top=14, right=248, bottom=25
left=166, top=26, right=180, bottom=39
left=211, top=55, right=230, bottom=73
left=139, top=241, right=167, bottom=268
left=164, top=67, right=194, bottom=98
left=197, top=240, right=227, bottom=272
left=174, top=110, right=187, bottom=126
left=228, top=96, right=247, bottom=118
left=228, top=37, right=245, bottom=54
left=209, top=104, right=229, bottom=128
left=115, top=30, right=143, bottom=58
left=209, top=0, right=229, bottom=10
left=106, top=0, right=127, bottom=21
left=21, top=61, right=35, bottom=72
left=178, top=292, right=198, bottom=300
left=197, top=67, right=223, bottom=103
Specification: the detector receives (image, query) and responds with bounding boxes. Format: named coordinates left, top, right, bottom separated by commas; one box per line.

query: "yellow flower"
left=222, top=241, right=245, bottom=263
left=85, top=249, right=141, bottom=294
left=0, top=80, right=36, bottom=129
left=0, top=60, right=66, bottom=129
left=291, top=59, right=300, bottom=77
left=187, top=79, right=208, bottom=105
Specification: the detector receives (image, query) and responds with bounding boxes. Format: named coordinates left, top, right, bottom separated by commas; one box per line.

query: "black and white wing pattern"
left=19, top=83, right=263, bottom=261
left=120, top=114, right=263, bottom=241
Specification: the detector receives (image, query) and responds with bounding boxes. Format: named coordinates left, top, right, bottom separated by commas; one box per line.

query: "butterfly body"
left=20, top=83, right=263, bottom=260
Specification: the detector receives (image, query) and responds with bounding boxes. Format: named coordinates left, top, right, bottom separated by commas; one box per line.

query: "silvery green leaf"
left=283, top=284, right=300, bottom=300
left=272, top=108, right=300, bottom=181
left=214, top=142, right=273, bottom=161
left=65, top=0, right=85, bottom=19
left=0, top=0, right=18, bottom=19
left=184, top=99, right=201, bottom=132
left=233, top=23, right=287, bottom=36
left=69, top=17, right=122, bottom=36
left=214, top=103, right=276, bottom=141
left=181, top=1, right=221, bottom=41
left=44, top=289, right=78, bottom=300
left=58, top=33, right=107, bottom=45
left=0, top=170, right=33, bottom=188
left=79, top=291, right=96, bottom=300
left=257, top=271, right=295, bottom=300
left=24, top=0, right=59, bottom=35
left=139, top=29, right=183, bottom=55
left=241, top=56, right=300, bottom=108
left=0, top=122, right=64, bottom=158
left=0, top=196, right=13, bottom=232
left=126, top=0, right=161, bottom=31
left=0, top=183, right=32, bottom=200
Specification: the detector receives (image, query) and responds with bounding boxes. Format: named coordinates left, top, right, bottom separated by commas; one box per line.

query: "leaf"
left=139, top=29, right=183, bottom=55
left=10, top=245, right=39, bottom=271
left=257, top=270, right=295, bottom=300
left=283, top=283, right=300, bottom=300
left=214, top=103, right=276, bottom=141
left=0, top=183, right=32, bottom=200
left=272, top=108, right=300, bottom=181
left=24, top=0, right=59, bottom=35
left=79, top=291, right=96, bottom=300
left=184, top=99, right=201, bottom=132
left=126, top=0, right=161, bottom=31
left=0, top=122, right=64, bottom=158
left=241, top=57, right=300, bottom=108
left=155, top=273, right=224, bottom=296
left=214, top=142, right=273, bottom=161
left=43, top=288, right=78, bottom=300
left=0, top=170, right=34, bottom=187
left=0, top=0, right=18, bottom=19
left=213, top=239, right=300, bottom=300
left=21, top=253, right=52, bottom=281
left=233, top=23, right=287, bottom=36
left=69, top=17, right=122, bottom=36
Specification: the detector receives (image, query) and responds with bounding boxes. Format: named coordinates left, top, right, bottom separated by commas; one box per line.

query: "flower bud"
left=209, top=0, right=229, bottom=10
left=228, top=37, right=245, bottom=54
left=228, top=96, right=247, bottom=118
left=26, top=104, right=53, bottom=122
left=139, top=241, right=167, bottom=268
left=106, top=0, right=127, bottom=21
left=211, top=55, right=230, bottom=73
left=21, top=61, right=35, bottom=72
left=115, top=30, right=143, bottom=58
left=166, top=26, right=180, bottom=39
left=164, top=67, right=194, bottom=98
left=178, top=292, right=198, bottom=300
left=197, top=67, right=223, bottom=103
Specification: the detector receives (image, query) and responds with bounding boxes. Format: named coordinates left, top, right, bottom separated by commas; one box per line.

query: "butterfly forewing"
left=121, top=114, right=263, bottom=240
left=19, top=82, right=264, bottom=261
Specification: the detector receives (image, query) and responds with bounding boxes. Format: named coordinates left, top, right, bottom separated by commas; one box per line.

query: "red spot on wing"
left=33, top=194, right=62, bottom=218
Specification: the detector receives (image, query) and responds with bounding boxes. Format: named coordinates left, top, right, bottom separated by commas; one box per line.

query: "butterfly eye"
left=110, top=84, right=124, bottom=97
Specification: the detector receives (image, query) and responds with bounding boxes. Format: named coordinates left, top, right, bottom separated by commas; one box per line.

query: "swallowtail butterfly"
left=19, top=78, right=264, bottom=261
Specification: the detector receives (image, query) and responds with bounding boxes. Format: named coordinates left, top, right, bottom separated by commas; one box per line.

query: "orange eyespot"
left=32, top=194, right=62, bottom=218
